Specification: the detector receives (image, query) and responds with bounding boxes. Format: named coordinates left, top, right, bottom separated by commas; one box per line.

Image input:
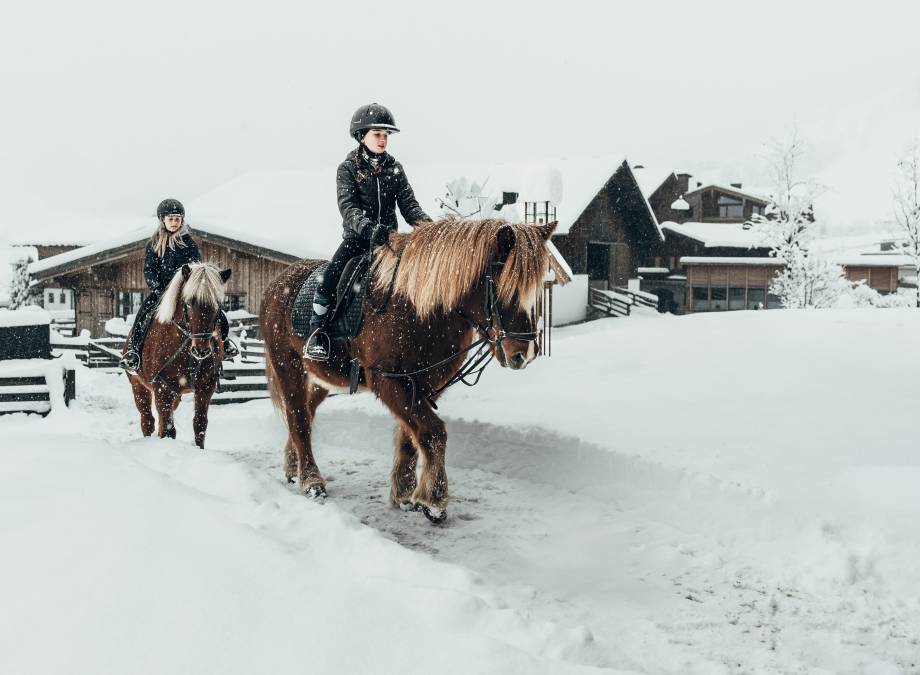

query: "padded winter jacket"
left=143, top=232, right=201, bottom=294
left=336, top=149, right=430, bottom=240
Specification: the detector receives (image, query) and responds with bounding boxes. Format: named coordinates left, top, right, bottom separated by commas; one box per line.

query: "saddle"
left=292, top=255, right=372, bottom=341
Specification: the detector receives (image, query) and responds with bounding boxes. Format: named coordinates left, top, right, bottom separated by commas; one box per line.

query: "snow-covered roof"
left=30, top=226, right=151, bottom=276
left=685, top=183, right=772, bottom=203
left=631, top=167, right=675, bottom=199
left=662, top=221, right=768, bottom=249
left=834, top=254, right=912, bottom=267
left=680, top=256, right=783, bottom=266
left=407, top=156, right=662, bottom=238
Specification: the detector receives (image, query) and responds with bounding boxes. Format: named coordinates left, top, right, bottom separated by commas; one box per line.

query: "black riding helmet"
left=349, top=103, right=400, bottom=141
left=156, top=198, right=185, bottom=220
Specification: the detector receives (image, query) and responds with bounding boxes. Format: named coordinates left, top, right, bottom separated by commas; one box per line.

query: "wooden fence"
left=0, top=368, right=75, bottom=416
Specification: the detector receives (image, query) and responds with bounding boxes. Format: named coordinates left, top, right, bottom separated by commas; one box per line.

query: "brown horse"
left=260, top=218, right=556, bottom=523
left=127, top=262, right=232, bottom=448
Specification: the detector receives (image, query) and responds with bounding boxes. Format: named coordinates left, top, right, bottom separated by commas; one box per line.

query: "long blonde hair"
left=150, top=219, right=189, bottom=258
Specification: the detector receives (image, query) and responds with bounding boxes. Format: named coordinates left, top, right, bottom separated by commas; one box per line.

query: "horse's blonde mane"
left=372, top=217, right=552, bottom=319
left=155, top=262, right=226, bottom=323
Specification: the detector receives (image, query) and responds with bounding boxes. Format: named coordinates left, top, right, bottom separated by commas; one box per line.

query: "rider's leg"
left=217, top=310, right=239, bottom=359
left=120, top=294, right=159, bottom=372
left=315, top=238, right=368, bottom=319
left=306, top=238, right=367, bottom=360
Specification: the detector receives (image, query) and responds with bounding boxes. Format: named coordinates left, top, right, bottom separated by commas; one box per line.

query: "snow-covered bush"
left=8, top=254, right=40, bottom=310
left=893, top=141, right=920, bottom=307
left=751, top=129, right=847, bottom=308
left=436, top=177, right=519, bottom=221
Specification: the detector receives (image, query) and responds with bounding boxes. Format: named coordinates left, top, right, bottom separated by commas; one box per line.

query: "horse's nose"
left=509, top=352, right=528, bottom=370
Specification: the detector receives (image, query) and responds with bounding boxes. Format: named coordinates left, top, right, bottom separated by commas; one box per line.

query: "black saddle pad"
left=292, top=256, right=371, bottom=340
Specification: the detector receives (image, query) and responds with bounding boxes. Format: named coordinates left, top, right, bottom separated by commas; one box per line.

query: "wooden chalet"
left=30, top=226, right=302, bottom=337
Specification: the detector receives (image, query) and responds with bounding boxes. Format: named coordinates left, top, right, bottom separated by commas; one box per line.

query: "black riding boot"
left=304, top=289, right=332, bottom=361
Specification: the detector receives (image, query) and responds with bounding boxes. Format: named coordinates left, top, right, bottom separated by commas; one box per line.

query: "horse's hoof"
left=286, top=476, right=295, bottom=484
left=303, top=485, right=327, bottom=501
left=398, top=500, right=417, bottom=512
left=420, top=505, right=447, bottom=525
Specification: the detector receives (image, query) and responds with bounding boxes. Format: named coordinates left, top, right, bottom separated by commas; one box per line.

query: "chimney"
left=731, top=182, right=743, bottom=189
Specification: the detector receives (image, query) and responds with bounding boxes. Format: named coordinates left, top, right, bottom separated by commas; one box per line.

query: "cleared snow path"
left=7, top=310, right=920, bottom=674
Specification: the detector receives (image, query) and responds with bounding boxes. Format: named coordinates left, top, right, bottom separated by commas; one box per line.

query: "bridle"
left=151, top=301, right=221, bottom=393
left=371, top=261, right=540, bottom=414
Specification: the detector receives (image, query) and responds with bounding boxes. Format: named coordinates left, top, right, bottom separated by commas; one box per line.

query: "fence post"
left=63, top=368, right=76, bottom=406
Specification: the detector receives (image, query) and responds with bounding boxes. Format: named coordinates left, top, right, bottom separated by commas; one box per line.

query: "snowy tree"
left=893, top=140, right=920, bottom=307
left=436, top=177, right=519, bottom=221
left=751, top=128, right=848, bottom=308
left=8, top=252, right=40, bottom=310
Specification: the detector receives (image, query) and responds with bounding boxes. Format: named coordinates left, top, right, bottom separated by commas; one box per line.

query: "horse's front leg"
left=153, top=383, right=178, bottom=439
left=192, top=382, right=215, bottom=449
left=377, top=379, right=448, bottom=523
left=129, top=376, right=155, bottom=437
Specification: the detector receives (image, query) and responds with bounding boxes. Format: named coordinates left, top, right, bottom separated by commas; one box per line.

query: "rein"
left=370, top=262, right=539, bottom=415
left=151, top=302, right=220, bottom=395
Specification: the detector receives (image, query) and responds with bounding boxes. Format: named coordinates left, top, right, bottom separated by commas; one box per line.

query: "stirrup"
left=304, top=328, right=330, bottom=361
left=223, top=339, right=240, bottom=360
left=119, top=350, right=140, bottom=373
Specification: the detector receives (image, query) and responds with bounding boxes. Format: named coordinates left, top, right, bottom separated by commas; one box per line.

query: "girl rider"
left=305, top=103, right=431, bottom=359
left=119, top=198, right=238, bottom=372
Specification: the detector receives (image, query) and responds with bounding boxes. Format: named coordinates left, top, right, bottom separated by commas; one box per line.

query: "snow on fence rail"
left=50, top=336, right=270, bottom=405
left=0, top=362, right=75, bottom=416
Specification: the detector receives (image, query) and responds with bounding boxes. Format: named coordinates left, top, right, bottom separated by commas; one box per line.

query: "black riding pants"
left=128, top=293, right=230, bottom=354
left=318, top=236, right=371, bottom=301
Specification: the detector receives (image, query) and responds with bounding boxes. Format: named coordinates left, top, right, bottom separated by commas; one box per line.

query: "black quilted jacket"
left=336, top=149, right=430, bottom=240
left=143, top=232, right=201, bottom=294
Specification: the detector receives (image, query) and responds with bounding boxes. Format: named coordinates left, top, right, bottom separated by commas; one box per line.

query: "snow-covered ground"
left=2, top=310, right=919, bottom=674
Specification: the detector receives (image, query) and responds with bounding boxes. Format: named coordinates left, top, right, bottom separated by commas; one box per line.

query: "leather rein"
left=371, top=261, right=539, bottom=415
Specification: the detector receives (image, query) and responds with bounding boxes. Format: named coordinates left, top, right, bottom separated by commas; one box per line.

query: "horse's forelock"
left=372, top=217, right=549, bottom=319
left=154, top=263, right=226, bottom=324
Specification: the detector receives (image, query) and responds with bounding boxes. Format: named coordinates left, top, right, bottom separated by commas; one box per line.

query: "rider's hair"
left=150, top=218, right=189, bottom=258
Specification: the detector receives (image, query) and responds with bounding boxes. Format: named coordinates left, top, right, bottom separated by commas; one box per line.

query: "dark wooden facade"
left=682, top=185, right=769, bottom=223
left=31, top=231, right=300, bottom=337
left=683, top=261, right=784, bottom=312
left=844, top=265, right=899, bottom=293
left=551, top=161, right=662, bottom=290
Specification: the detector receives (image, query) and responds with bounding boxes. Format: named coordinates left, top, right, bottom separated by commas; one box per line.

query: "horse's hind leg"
left=277, top=357, right=326, bottom=497
left=389, top=424, right=418, bottom=509
left=130, top=377, right=155, bottom=437
left=284, top=381, right=329, bottom=485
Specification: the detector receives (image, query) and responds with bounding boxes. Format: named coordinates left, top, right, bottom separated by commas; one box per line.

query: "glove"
left=370, top=224, right=390, bottom=247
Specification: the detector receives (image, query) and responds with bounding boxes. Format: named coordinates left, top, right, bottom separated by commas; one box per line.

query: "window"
left=729, top=287, right=746, bottom=310
left=117, top=291, right=143, bottom=318
left=711, top=287, right=727, bottom=310
left=222, top=295, right=243, bottom=311
left=59, top=291, right=66, bottom=304
left=747, top=288, right=765, bottom=310
left=767, top=293, right=783, bottom=309
left=692, top=286, right=709, bottom=311
left=752, top=204, right=764, bottom=216
left=718, top=195, right=744, bottom=219
left=47, top=292, right=54, bottom=304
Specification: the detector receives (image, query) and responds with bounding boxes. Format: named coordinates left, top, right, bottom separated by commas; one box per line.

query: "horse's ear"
left=181, top=264, right=191, bottom=281
left=220, top=268, right=232, bottom=284
left=496, top=225, right=516, bottom=263
left=538, top=221, right=558, bottom=241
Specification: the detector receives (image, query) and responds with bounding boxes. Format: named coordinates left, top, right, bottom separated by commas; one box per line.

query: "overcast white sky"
left=3, top=0, right=919, bottom=236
